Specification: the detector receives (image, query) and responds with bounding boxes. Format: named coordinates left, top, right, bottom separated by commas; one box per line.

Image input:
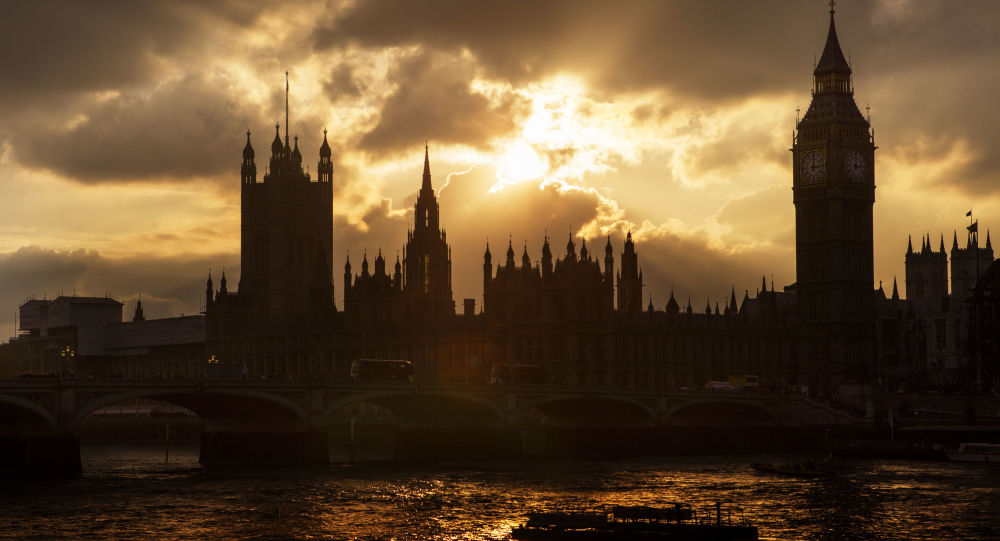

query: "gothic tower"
left=793, top=5, right=876, bottom=387
left=238, top=74, right=334, bottom=319
left=617, top=231, right=642, bottom=313
left=904, top=234, right=948, bottom=306
left=951, top=229, right=994, bottom=301
left=402, top=145, right=454, bottom=316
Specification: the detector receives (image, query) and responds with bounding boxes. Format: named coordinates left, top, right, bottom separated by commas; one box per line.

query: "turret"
left=506, top=238, right=515, bottom=268
left=270, top=123, right=283, bottom=157
left=483, top=242, right=493, bottom=287
left=394, top=254, right=402, bottom=290
left=374, top=249, right=386, bottom=277
left=665, top=289, right=679, bottom=315
left=241, top=130, right=256, bottom=184
left=541, top=235, right=553, bottom=278
left=343, top=254, right=352, bottom=291
left=521, top=242, right=531, bottom=269
left=291, top=135, right=302, bottom=169
left=133, top=295, right=145, bottom=322
left=205, top=271, right=214, bottom=308
left=565, top=233, right=577, bottom=262
left=318, top=128, right=333, bottom=183
left=604, top=236, right=614, bottom=283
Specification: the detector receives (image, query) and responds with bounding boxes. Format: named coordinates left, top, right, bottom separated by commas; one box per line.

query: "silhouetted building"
left=171, top=7, right=931, bottom=394
left=4, top=295, right=205, bottom=378
left=905, top=234, right=949, bottom=308
left=792, top=5, right=876, bottom=389
left=206, top=77, right=337, bottom=378
left=901, top=227, right=995, bottom=385
left=968, top=259, right=1000, bottom=392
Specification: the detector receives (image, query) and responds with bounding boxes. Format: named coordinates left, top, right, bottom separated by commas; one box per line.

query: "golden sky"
left=2, top=0, right=999, bottom=338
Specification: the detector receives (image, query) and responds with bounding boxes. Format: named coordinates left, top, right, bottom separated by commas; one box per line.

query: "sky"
left=2, top=0, right=1000, bottom=339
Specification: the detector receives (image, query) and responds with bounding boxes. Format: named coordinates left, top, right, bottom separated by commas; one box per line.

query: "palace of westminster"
left=5, top=8, right=1000, bottom=395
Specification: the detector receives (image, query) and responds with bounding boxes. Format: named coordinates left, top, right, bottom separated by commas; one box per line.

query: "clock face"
left=845, top=150, right=867, bottom=182
left=800, top=151, right=825, bottom=184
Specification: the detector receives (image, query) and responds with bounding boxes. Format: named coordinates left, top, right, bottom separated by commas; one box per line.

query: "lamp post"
left=59, top=345, right=75, bottom=377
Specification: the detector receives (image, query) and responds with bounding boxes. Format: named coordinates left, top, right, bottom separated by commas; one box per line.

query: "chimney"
left=463, top=298, right=476, bottom=317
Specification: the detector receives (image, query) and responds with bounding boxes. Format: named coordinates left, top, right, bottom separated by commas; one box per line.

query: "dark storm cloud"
left=324, top=63, right=365, bottom=100
left=0, top=1, right=259, bottom=103
left=14, top=75, right=260, bottom=182
left=314, top=0, right=838, bottom=100
left=0, top=246, right=238, bottom=338
left=359, top=51, right=526, bottom=155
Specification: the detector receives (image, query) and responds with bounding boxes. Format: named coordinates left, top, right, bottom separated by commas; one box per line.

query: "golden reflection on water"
left=2, top=445, right=998, bottom=540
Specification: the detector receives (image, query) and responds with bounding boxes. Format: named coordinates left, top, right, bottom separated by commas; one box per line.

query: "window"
left=423, top=255, right=430, bottom=294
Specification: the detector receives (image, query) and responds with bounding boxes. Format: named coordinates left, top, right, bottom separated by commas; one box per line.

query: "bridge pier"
left=199, top=430, right=329, bottom=468
left=0, top=433, right=81, bottom=477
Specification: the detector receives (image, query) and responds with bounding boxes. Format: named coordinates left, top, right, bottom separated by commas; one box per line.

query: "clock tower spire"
left=792, top=4, right=876, bottom=389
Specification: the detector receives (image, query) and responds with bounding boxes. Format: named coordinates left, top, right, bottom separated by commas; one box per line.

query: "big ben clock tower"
left=793, top=3, right=875, bottom=389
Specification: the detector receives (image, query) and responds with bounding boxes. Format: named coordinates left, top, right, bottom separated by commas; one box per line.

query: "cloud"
left=12, top=75, right=266, bottom=183
left=0, top=1, right=260, bottom=104
left=314, top=1, right=849, bottom=101
left=358, top=51, right=527, bottom=155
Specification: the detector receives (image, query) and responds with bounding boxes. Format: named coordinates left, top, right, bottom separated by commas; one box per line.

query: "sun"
left=484, top=75, right=610, bottom=188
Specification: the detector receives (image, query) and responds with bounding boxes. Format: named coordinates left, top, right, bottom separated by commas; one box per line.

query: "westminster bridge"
left=0, top=378, right=860, bottom=474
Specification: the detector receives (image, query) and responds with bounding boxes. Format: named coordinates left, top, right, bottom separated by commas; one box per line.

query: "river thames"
left=1, top=443, right=998, bottom=540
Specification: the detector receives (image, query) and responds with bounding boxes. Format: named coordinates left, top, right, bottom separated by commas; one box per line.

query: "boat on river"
left=946, top=443, right=1000, bottom=462
left=512, top=502, right=758, bottom=540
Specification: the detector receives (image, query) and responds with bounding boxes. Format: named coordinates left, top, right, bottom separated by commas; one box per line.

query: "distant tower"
left=402, top=144, right=454, bottom=315
left=904, top=234, right=948, bottom=305
left=133, top=295, right=146, bottom=322
left=951, top=228, right=994, bottom=301
left=617, top=231, right=642, bottom=312
left=792, top=4, right=876, bottom=386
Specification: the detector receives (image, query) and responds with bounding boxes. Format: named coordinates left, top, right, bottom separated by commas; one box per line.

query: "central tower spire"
left=284, top=71, right=290, bottom=147
left=421, top=141, right=432, bottom=192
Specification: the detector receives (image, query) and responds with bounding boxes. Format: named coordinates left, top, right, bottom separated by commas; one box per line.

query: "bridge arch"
left=71, top=388, right=309, bottom=430
left=0, top=394, right=57, bottom=434
left=522, top=394, right=657, bottom=427
left=665, top=399, right=777, bottom=426
left=322, top=390, right=505, bottom=427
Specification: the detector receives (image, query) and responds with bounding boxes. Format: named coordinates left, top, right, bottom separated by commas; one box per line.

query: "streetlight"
left=59, top=345, right=75, bottom=377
